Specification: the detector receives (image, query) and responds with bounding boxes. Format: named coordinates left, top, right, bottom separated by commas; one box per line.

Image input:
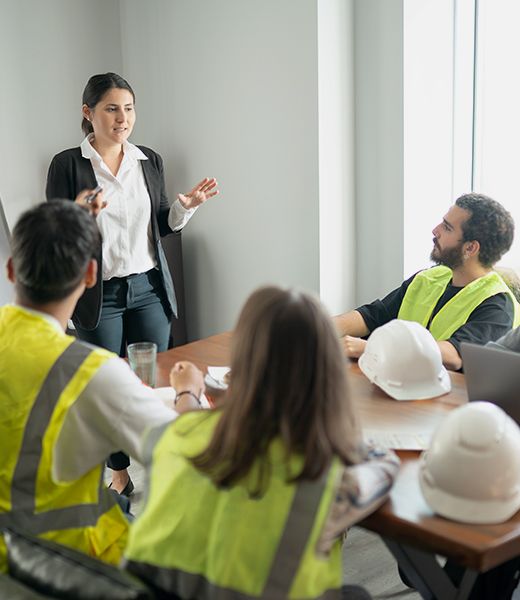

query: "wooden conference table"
left=155, top=331, right=520, bottom=600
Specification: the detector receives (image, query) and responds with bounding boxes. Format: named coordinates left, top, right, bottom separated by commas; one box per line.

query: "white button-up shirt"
left=81, top=135, right=196, bottom=280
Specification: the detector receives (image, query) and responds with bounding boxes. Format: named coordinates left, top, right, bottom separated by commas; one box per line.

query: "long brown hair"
left=192, top=286, right=361, bottom=494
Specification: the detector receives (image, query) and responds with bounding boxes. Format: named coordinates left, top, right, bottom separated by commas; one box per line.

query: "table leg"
left=384, top=539, right=478, bottom=600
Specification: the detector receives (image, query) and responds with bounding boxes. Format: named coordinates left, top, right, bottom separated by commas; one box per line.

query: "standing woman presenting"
left=46, top=72, right=218, bottom=494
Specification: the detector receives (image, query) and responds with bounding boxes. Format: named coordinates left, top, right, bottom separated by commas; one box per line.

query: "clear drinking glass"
left=127, top=342, right=157, bottom=387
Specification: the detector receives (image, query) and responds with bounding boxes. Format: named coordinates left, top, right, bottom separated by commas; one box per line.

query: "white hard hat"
left=358, top=319, right=451, bottom=400
left=420, top=402, right=520, bottom=524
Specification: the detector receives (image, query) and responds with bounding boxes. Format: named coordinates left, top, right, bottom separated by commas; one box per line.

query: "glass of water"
left=127, top=342, right=157, bottom=387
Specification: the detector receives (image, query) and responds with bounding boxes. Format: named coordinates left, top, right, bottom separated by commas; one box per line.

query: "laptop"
left=0, top=197, right=14, bottom=306
left=460, top=341, right=520, bottom=424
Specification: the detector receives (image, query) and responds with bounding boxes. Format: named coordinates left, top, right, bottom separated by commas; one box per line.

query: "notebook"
left=460, top=341, right=520, bottom=424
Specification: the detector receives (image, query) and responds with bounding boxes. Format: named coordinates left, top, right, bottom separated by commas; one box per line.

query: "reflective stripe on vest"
left=397, top=266, right=520, bottom=340
left=126, top=465, right=339, bottom=600
left=0, top=341, right=113, bottom=533
left=124, top=413, right=342, bottom=600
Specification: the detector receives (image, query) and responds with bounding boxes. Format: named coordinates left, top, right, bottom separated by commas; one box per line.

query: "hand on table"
left=343, top=335, right=367, bottom=359
left=170, top=361, right=206, bottom=413
left=178, top=177, right=218, bottom=210
left=75, top=188, right=107, bottom=217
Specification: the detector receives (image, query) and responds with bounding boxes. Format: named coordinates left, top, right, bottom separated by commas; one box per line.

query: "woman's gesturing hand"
left=178, top=177, right=219, bottom=210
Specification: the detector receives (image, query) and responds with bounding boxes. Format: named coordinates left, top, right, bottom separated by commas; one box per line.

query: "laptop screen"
left=461, top=341, right=520, bottom=425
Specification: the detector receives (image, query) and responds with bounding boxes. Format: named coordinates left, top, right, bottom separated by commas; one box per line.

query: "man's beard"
left=430, top=240, right=465, bottom=270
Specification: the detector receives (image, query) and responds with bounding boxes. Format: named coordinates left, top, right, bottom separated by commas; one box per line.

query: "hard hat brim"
left=420, top=475, right=520, bottom=524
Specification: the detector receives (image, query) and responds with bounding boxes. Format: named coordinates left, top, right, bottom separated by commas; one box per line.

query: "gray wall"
left=354, top=0, right=404, bottom=305
left=0, top=0, right=405, bottom=340
left=318, top=0, right=357, bottom=316
left=119, top=0, right=321, bottom=340
left=0, top=1, right=123, bottom=226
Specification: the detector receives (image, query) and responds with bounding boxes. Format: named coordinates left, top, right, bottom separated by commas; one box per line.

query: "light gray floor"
left=342, top=527, right=421, bottom=599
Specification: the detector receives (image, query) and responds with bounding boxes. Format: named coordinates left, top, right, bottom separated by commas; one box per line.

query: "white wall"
left=404, top=0, right=454, bottom=277
left=0, top=0, right=325, bottom=341
left=0, top=0, right=123, bottom=227
left=318, top=0, right=356, bottom=316
left=353, top=0, right=405, bottom=305
left=119, top=0, right=321, bottom=340
left=0, top=0, right=407, bottom=341
left=403, top=0, right=454, bottom=279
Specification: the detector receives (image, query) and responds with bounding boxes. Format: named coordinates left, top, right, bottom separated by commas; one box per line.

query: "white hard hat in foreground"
left=358, top=319, right=451, bottom=400
left=420, top=402, right=520, bottom=524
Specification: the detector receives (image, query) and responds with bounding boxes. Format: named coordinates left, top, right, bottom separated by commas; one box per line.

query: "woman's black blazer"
left=46, top=146, right=178, bottom=330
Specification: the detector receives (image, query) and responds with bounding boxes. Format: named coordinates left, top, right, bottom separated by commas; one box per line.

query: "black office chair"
left=162, top=232, right=188, bottom=348
left=3, top=527, right=152, bottom=600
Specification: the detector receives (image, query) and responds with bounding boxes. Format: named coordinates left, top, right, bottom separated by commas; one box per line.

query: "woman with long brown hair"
left=124, top=286, right=399, bottom=599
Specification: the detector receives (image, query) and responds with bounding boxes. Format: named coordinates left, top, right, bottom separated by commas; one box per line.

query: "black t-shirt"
left=356, top=272, right=514, bottom=358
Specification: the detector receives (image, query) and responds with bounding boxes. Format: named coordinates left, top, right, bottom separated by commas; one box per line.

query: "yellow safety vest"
left=397, top=266, right=520, bottom=340
left=124, top=411, right=343, bottom=599
left=0, top=305, right=129, bottom=571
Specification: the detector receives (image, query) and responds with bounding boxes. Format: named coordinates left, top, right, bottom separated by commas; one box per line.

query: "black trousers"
left=76, top=269, right=172, bottom=472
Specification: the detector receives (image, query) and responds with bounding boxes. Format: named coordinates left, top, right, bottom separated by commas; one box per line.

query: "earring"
left=464, top=254, right=469, bottom=259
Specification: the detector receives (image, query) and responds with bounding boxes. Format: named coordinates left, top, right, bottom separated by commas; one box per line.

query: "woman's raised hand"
left=178, top=177, right=218, bottom=210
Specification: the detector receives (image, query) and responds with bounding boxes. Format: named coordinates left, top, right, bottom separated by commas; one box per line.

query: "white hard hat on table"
left=358, top=319, right=451, bottom=401
left=419, top=401, right=520, bottom=524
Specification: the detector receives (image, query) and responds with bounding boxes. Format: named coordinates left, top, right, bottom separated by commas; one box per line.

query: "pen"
left=85, top=185, right=103, bottom=204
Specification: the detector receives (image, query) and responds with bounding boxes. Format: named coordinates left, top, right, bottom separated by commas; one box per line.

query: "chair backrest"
left=4, top=527, right=153, bottom=600
left=162, top=232, right=188, bottom=347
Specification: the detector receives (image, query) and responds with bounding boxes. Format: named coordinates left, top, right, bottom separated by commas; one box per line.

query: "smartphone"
left=85, top=185, right=103, bottom=204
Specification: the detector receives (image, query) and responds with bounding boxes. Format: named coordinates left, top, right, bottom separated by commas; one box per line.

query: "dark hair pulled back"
left=81, top=72, right=135, bottom=136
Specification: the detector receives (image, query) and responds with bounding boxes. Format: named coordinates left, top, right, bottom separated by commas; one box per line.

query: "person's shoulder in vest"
left=334, top=193, right=516, bottom=371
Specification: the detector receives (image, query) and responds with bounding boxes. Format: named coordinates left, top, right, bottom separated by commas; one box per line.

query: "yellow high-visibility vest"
left=124, top=411, right=343, bottom=599
left=0, top=305, right=129, bottom=571
left=397, top=266, right=520, bottom=340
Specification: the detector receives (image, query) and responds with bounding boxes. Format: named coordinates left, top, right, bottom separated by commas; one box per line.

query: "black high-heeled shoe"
left=120, top=476, right=134, bottom=497
left=108, top=476, right=134, bottom=497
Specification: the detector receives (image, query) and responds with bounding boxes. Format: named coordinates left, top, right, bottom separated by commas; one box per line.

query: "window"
left=471, top=0, right=520, bottom=269
left=405, top=0, right=520, bottom=277
left=403, top=0, right=454, bottom=278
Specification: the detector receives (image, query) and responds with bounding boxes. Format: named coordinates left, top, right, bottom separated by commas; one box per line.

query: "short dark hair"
left=81, top=72, right=135, bottom=135
left=456, top=193, right=514, bottom=268
left=192, top=286, right=361, bottom=495
left=11, top=201, right=100, bottom=305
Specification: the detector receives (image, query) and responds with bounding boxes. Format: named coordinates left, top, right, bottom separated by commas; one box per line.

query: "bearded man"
left=334, top=193, right=520, bottom=371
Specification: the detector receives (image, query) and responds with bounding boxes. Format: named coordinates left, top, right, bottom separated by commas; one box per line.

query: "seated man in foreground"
left=335, top=193, right=519, bottom=371
left=0, top=199, right=201, bottom=571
